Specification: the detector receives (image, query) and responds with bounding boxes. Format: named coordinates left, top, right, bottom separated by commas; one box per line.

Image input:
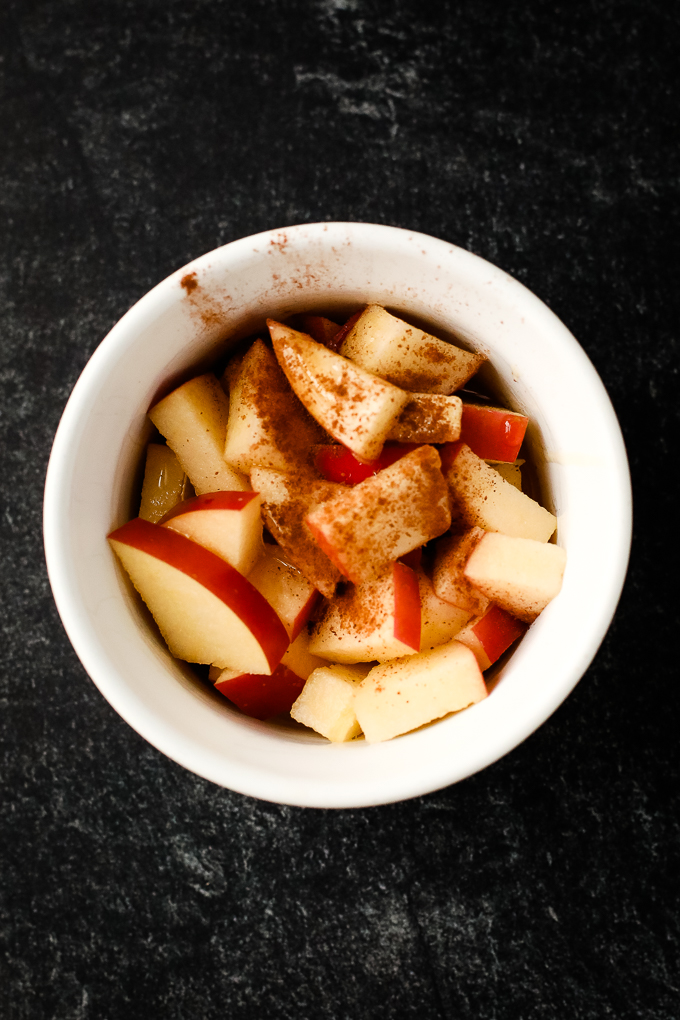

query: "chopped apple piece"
left=139, top=444, right=190, bottom=523
left=290, top=663, right=372, bottom=742
left=222, top=339, right=325, bottom=474
left=209, top=628, right=327, bottom=685
left=268, top=320, right=409, bottom=460
left=489, top=460, right=524, bottom=490
left=455, top=604, right=528, bottom=671
left=339, top=304, right=485, bottom=394
left=418, top=571, right=472, bottom=651
left=211, top=664, right=306, bottom=720
left=464, top=532, right=567, bottom=622
left=148, top=374, right=248, bottom=494
left=387, top=393, right=462, bottom=443
left=247, top=543, right=320, bottom=641
left=159, top=491, right=263, bottom=576
left=108, top=518, right=289, bottom=672
left=354, top=640, right=487, bottom=743
left=306, top=446, right=451, bottom=585
left=442, top=442, right=556, bottom=543
left=250, top=467, right=346, bottom=598
left=293, top=314, right=341, bottom=348
left=432, top=527, right=490, bottom=615
left=459, top=402, right=528, bottom=462
left=309, top=561, right=421, bottom=664
left=314, top=442, right=417, bottom=485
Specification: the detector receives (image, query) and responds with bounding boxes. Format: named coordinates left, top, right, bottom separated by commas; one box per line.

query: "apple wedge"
left=459, top=402, right=528, bottom=462
left=354, top=639, right=487, bottom=743
left=108, top=518, right=288, bottom=673
left=250, top=466, right=346, bottom=598
left=339, top=304, right=485, bottom=394
left=464, top=532, right=567, bottom=622
left=432, top=527, right=490, bottom=615
left=441, top=442, right=557, bottom=543
left=268, top=319, right=409, bottom=460
left=293, top=314, right=341, bottom=349
left=139, top=444, right=190, bottom=523
left=455, top=604, right=528, bottom=671
left=290, top=663, right=372, bottom=742
left=148, top=374, right=248, bottom=494
left=305, top=445, right=451, bottom=585
left=387, top=393, right=462, bottom=444
left=222, top=339, right=326, bottom=474
left=247, top=543, right=320, bottom=641
left=159, top=490, right=263, bottom=576
left=309, top=561, right=422, bottom=663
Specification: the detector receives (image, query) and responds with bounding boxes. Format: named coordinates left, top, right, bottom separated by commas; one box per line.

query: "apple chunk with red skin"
left=306, top=445, right=451, bottom=585
left=159, top=490, right=263, bottom=576
left=459, top=402, right=528, bottom=462
left=455, top=603, right=528, bottom=671
left=314, top=442, right=418, bottom=485
left=108, top=518, right=288, bottom=673
left=247, top=543, right=320, bottom=641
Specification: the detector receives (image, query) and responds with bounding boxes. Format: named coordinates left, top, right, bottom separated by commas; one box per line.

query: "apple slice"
left=148, top=374, right=248, bottom=494
left=290, top=663, right=372, bottom=742
left=354, top=639, right=487, bottom=743
left=455, top=604, right=528, bottom=671
left=339, top=304, right=485, bottom=394
left=268, top=319, right=410, bottom=460
left=309, top=561, right=422, bottom=664
left=387, top=393, right=462, bottom=443
left=441, top=442, right=557, bottom=543
left=293, top=314, right=341, bottom=348
left=250, top=467, right=346, bottom=598
left=464, top=532, right=567, bottom=622
left=159, top=490, right=263, bottom=576
left=139, top=444, right=190, bottom=523
left=459, top=402, right=528, bottom=462
left=247, top=543, right=321, bottom=641
left=314, top=442, right=417, bottom=485
left=222, top=339, right=325, bottom=474
left=432, top=527, right=490, bottom=615
left=418, top=571, right=472, bottom=651
left=306, top=446, right=451, bottom=585
left=108, top=518, right=288, bottom=673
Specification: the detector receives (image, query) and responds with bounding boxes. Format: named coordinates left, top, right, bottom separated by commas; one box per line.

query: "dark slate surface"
left=1, top=1, right=678, bottom=1017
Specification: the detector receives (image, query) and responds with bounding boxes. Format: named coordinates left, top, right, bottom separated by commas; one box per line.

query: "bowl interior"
left=44, top=223, right=631, bottom=807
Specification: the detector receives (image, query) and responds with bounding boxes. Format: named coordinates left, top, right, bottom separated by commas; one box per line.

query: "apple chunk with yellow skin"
left=159, top=490, right=263, bottom=576
left=306, top=445, right=451, bottom=585
left=442, top=442, right=556, bottom=543
left=247, top=543, right=320, bottom=641
left=268, top=319, right=409, bottom=461
left=309, top=561, right=421, bottom=664
left=222, top=339, right=325, bottom=474
left=108, top=518, right=288, bottom=673
left=139, top=444, right=190, bottom=523
left=339, top=304, right=485, bottom=394
left=464, top=532, right=567, bottom=623
left=149, top=374, right=248, bottom=494
left=291, top=663, right=372, bottom=742
left=354, top=639, right=487, bottom=743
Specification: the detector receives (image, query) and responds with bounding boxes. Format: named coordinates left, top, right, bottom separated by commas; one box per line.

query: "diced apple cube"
left=160, top=490, right=263, bottom=576
left=432, top=527, right=490, bottom=615
left=418, top=571, right=471, bottom=651
left=464, top=532, right=567, bottom=622
left=455, top=604, right=528, bottom=671
left=247, top=543, right=320, bottom=641
left=309, top=561, right=421, bottom=664
left=387, top=393, right=462, bottom=443
left=268, top=319, right=410, bottom=460
left=442, top=442, right=556, bottom=543
left=250, top=466, right=346, bottom=598
left=139, top=444, right=190, bottom=523
left=290, top=663, right=372, bottom=742
left=222, top=339, right=325, bottom=474
left=306, top=446, right=451, bottom=585
left=148, top=374, right=248, bottom=494
left=339, top=304, right=485, bottom=394
left=354, top=640, right=487, bottom=743
left=459, top=402, right=528, bottom=462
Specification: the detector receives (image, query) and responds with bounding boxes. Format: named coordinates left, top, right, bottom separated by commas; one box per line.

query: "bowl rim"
left=43, top=221, right=633, bottom=807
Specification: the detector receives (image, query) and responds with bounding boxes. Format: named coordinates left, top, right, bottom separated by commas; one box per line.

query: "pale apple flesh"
left=139, top=444, right=190, bottom=523
left=247, top=544, right=321, bottom=641
left=464, top=531, right=567, bottom=623
left=160, top=490, right=264, bottom=576
left=290, top=663, right=372, bottom=742
left=432, top=527, right=490, bottom=616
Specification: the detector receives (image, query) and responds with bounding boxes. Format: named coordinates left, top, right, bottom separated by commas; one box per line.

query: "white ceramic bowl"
left=43, top=222, right=632, bottom=808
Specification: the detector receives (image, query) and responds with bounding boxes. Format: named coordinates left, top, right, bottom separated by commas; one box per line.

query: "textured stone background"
left=1, top=1, right=678, bottom=1018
